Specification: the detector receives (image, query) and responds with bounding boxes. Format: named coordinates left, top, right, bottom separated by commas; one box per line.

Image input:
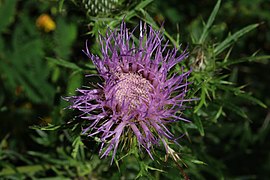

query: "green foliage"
left=0, top=0, right=17, bottom=32
left=54, top=18, right=77, bottom=59
left=198, top=0, right=221, bottom=44
left=214, top=23, right=259, bottom=55
left=0, top=0, right=269, bottom=179
left=0, top=10, right=54, bottom=104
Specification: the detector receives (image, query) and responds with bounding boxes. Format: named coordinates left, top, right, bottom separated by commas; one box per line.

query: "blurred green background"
left=0, top=0, right=269, bottom=179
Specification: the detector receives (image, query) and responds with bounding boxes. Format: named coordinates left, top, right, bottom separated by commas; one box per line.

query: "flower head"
left=66, top=21, right=191, bottom=161
left=36, top=14, right=56, bottom=32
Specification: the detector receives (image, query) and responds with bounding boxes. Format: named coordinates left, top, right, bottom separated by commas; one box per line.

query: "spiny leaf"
left=236, top=93, right=267, bottom=108
left=193, top=115, right=205, bottom=136
left=214, top=23, right=259, bottom=55
left=135, top=0, right=154, bottom=11
left=194, top=86, right=206, bottom=113
left=213, top=106, right=223, bottom=123
left=108, top=0, right=153, bottom=27
left=218, top=55, right=270, bottom=68
left=198, top=0, right=221, bottom=44
left=139, top=9, right=179, bottom=48
left=224, top=101, right=248, bottom=119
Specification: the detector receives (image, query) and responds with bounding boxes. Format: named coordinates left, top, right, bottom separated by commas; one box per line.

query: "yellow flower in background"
left=36, top=14, right=56, bottom=32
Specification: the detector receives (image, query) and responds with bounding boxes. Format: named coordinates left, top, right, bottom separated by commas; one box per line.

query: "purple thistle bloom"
left=66, top=21, right=191, bottom=162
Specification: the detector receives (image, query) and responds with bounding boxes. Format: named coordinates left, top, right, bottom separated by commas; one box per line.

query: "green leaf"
left=198, top=0, right=221, bottom=44
left=30, top=124, right=61, bottom=131
left=213, top=106, right=223, bottom=123
left=218, top=55, right=270, bottom=67
left=66, top=71, right=83, bottom=95
left=0, top=0, right=17, bottom=32
left=58, top=0, right=65, bottom=12
left=71, top=136, right=84, bottom=159
left=191, top=159, right=207, bottom=165
left=46, top=57, right=82, bottom=71
left=0, top=164, right=50, bottom=176
left=214, top=23, right=259, bottom=55
left=54, top=18, right=77, bottom=59
left=224, top=101, right=248, bottom=119
left=136, top=160, right=163, bottom=179
left=194, top=86, right=206, bottom=113
left=236, top=93, right=267, bottom=108
left=1, top=15, right=55, bottom=104
left=193, top=115, right=205, bottom=136
left=139, top=9, right=179, bottom=48
left=135, top=0, right=154, bottom=11
left=108, top=0, right=153, bottom=27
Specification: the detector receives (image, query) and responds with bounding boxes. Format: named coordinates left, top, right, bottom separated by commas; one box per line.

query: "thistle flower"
left=66, top=21, right=191, bottom=161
